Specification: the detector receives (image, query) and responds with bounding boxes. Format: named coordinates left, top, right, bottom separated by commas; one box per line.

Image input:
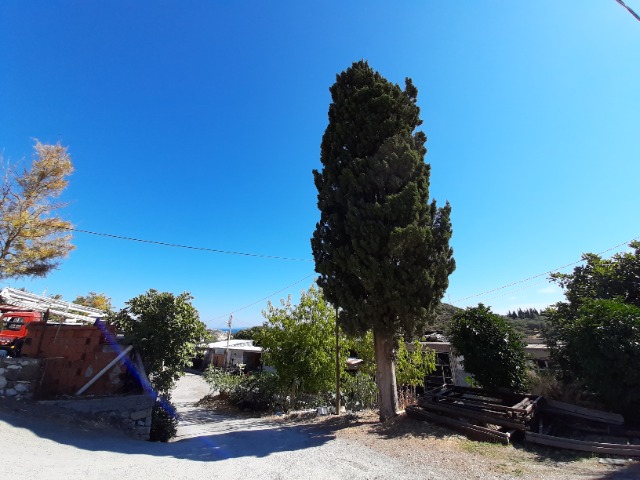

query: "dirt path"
left=0, top=374, right=444, bottom=479
left=1, top=373, right=637, bottom=479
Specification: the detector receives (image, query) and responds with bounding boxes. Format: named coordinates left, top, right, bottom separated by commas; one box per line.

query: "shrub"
left=149, top=396, right=178, bottom=442
left=203, top=366, right=242, bottom=396
left=341, top=372, right=378, bottom=411
left=229, top=372, right=282, bottom=412
left=547, top=298, right=640, bottom=422
left=204, top=367, right=284, bottom=412
left=448, top=304, right=529, bottom=392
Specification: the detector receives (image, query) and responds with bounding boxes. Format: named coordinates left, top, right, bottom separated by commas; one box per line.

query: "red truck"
left=0, top=288, right=105, bottom=358
left=0, top=310, right=43, bottom=357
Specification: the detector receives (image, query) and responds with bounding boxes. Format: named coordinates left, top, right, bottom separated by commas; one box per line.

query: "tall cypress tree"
left=312, top=61, right=455, bottom=420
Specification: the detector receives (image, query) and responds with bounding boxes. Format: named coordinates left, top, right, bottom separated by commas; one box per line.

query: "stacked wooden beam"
left=407, top=386, right=640, bottom=456
left=407, top=386, right=539, bottom=445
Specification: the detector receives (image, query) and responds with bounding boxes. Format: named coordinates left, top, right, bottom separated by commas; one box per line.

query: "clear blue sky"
left=1, top=1, right=639, bottom=329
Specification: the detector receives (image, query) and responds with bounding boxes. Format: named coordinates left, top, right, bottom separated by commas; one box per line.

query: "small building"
left=202, top=339, right=263, bottom=371
left=422, top=337, right=552, bottom=389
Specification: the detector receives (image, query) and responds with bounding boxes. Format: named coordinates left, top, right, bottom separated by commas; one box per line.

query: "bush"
left=448, top=304, right=529, bottom=392
left=204, top=367, right=284, bottom=412
left=547, top=298, right=640, bottom=422
left=341, top=372, right=378, bottom=411
left=203, top=366, right=242, bottom=396
left=229, top=373, right=282, bottom=412
left=149, top=396, right=178, bottom=442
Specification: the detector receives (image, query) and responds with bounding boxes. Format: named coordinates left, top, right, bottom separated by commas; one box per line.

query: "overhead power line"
left=209, top=272, right=317, bottom=322
left=67, top=227, right=314, bottom=262
left=615, top=0, right=640, bottom=22
left=450, top=235, right=639, bottom=305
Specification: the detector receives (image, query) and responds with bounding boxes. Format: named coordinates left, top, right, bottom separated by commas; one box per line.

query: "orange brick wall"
left=21, top=323, right=137, bottom=398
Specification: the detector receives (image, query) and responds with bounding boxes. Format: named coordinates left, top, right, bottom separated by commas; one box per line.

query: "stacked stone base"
left=0, top=357, right=40, bottom=400
left=39, top=393, right=157, bottom=440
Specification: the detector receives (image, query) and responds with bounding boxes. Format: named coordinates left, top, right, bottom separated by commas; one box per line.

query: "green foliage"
left=257, top=286, right=342, bottom=406
left=0, top=141, right=74, bottom=280
left=111, top=289, right=208, bottom=395
left=74, top=292, right=112, bottom=312
left=229, top=372, right=282, bottom=411
left=203, top=367, right=283, bottom=412
left=549, top=242, right=640, bottom=311
left=311, top=60, right=455, bottom=339
left=544, top=245, right=640, bottom=421
left=508, top=316, right=548, bottom=336
left=448, top=304, right=529, bottom=392
left=341, top=372, right=378, bottom=411
left=311, top=60, right=454, bottom=419
left=203, top=366, right=242, bottom=395
left=548, top=299, right=640, bottom=421
left=149, top=396, right=178, bottom=442
left=507, top=308, right=542, bottom=319
left=424, top=303, right=463, bottom=332
left=233, top=325, right=266, bottom=344
left=396, top=338, right=436, bottom=389
left=343, top=330, right=376, bottom=376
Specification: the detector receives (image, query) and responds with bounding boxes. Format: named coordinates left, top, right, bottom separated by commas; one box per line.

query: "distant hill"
left=424, top=302, right=463, bottom=332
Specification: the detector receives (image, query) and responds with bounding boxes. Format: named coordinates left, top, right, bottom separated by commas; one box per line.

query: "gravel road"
left=0, top=373, right=449, bottom=480
left=2, top=373, right=638, bottom=480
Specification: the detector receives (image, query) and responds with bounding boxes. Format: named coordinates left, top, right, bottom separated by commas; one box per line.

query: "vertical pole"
left=36, top=309, right=50, bottom=358
left=225, top=314, right=232, bottom=369
left=335, top=306, right=341, bottom=415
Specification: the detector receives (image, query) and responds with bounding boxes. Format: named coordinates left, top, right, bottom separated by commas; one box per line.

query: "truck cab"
left=0, top=310, right=42, bottom=357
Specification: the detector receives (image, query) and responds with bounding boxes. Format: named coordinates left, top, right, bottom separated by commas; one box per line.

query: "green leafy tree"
left=74, top=291, right=112, bottom=312
left=448, top=304, right=529, bottom=392
left=233, top=325, right=266, bottom=344
left=545, top=243, right=640, bottom=420
left=257, top=286, right=343, bottom=407
left=396, top=338, right=436, bottom=392
left=549, top=242, right=640, bottom=313
left=549, top=298, right=640, bottom=421
left=0, top=141, right=74, bottom=279
left=111, top=289, right=208, bottom=395
left=311, top=60, right=455, bottom=420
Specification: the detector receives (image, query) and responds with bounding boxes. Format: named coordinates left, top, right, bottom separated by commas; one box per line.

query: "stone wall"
left=39, top=392, right=157, bottom=440
left=0, top=357, right=41, bottom=400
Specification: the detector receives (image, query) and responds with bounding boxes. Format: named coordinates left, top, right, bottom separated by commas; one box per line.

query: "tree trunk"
left=374, top=329, right=398, bottom=421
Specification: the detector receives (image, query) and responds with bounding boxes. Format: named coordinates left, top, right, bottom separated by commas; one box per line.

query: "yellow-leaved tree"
left=0, top=141, right=74, bottom=280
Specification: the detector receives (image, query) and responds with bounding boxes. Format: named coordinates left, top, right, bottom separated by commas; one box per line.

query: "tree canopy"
left=257, top=286, right=342, bottom=405
left=311, top=61, right=454, bottom=419
left=448, top=304, right=529, bottom=392
left=544, top=243, right=640, bottom=421
left=233, top=325, right=266, bottom=344
left=74, top=292, right=112, bottom=312
left=111, top=289, right=208, bottom=395
left=0, top=142, right=74, bottom=280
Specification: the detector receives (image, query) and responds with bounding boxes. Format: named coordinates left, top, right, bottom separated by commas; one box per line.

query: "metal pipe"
left=75, top=345, right=133, bottom=396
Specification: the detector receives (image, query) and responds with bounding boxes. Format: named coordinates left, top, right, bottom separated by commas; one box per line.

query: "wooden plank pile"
left=407, top=385, right=640, bottom=456
left=407, top=385, right=540, bottom=445
left=527, top=398, right=640, bottom=457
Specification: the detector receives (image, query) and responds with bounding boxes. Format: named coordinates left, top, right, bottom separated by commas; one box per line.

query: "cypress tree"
left=311, top=61, right=455, bottom=420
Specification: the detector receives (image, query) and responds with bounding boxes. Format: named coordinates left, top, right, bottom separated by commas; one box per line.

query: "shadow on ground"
left=0, top=402, right=336, bottom=462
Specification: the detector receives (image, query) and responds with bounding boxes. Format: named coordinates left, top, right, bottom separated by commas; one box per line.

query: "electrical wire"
left=450, top=235, right=639, bottom=304
left=66, top=225, right=638, bottom=323
left=67, top=227, right=314, bottom=262
left=615, top=0, right=640, bottom=21
left=208, top=272, right=317, bottom=322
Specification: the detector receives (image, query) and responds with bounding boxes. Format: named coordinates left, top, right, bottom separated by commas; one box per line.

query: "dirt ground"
left=280, top=409, right=640, bottom=479
left=2, top=373, right=639, bottom=479
left=192, top=372, right=640, bottom=480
